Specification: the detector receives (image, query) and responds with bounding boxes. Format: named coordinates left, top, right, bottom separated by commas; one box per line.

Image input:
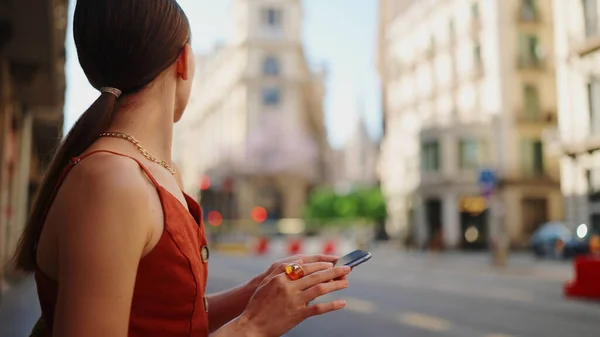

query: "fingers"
left=304, top=300, right=347, bottom=318
left=300, top=262, right=334, bottom=276
left=281, top=254, right=338, bottom=263
left=262, top=260, right=302, bottom=285
left=297, top=265, right=351, bottom=290
left=303, top=279, right=349, bottom=302
left=298, top=254, right=339, bottom=264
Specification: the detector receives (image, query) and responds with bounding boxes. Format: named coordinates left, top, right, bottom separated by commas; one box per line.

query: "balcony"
left=498, top=174, right=559, bottom=188
left=516, top=7, right=541, bottom=24
left=517, top=56, right=546, bottom=70
left=516, top=110, right=556, bottom=125
left=575, top=33, right=600, bottom=57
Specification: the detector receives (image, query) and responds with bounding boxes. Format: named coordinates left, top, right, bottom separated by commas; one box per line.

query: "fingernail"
left=343, top=266, right=351, bottom=272
left=327, top=262, right=334, bottom=267
left=336, top=300, right=346, bottom=307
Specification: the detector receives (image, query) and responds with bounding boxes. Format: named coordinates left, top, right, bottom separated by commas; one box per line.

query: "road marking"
left=397, top=312, right=453, bottom=332
left=487, top=289, right=534, bottom=303
left=344, top=297, right=376, bottom=314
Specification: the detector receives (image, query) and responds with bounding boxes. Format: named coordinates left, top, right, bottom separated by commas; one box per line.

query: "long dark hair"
left=12, top=0, right=191, bottom=271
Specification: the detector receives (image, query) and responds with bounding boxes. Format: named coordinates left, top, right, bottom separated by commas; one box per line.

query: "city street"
left=1, top=251, right=599, bottom=336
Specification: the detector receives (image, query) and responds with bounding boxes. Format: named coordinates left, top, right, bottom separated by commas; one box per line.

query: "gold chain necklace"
left=98, top=131, right=176, bottom=175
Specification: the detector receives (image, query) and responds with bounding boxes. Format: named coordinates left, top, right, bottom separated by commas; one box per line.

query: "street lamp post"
left=478, top=168, right=508, bottom=266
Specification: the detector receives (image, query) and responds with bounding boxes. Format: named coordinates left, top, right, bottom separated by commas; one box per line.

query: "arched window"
left=263, top=56, right=280, bottom=76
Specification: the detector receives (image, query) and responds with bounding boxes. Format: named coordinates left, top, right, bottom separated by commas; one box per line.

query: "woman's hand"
left=239, top=261, right=351, bottom=337
left=256, top=254, right=344, bottom=287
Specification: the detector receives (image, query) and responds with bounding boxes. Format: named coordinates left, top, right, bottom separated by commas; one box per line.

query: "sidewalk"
left=0, top=276, right=40, bottom=337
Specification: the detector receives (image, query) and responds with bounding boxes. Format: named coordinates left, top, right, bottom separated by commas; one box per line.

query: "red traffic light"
left=251, top=207, right=268, bottom=223
left=207, top=210, right=223, bottom=227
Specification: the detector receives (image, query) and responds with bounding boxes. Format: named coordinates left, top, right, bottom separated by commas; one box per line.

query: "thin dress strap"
left=74, top=150, right=161, bottom=187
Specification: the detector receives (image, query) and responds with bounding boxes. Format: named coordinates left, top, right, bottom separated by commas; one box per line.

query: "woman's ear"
left=176, top=44, right=193, bottom=81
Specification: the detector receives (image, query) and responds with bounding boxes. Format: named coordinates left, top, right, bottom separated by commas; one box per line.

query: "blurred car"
left=563, top=224, right=600, bottom=259
left=530, top=222, right=573, bottom=259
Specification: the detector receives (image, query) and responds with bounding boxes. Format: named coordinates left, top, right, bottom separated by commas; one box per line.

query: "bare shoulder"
left=64, top=153, right=151, bottom=198
left=54, top=153, right=157, bottom=251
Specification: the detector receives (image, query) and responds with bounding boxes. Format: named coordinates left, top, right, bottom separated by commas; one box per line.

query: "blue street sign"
left=478, top=169, right=496, bottom=200
left=478, top=169, right=496, bottom=186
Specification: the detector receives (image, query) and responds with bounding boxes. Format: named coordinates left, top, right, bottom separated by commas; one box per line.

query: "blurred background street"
left=3, top=251, right=599, bottom=337
left=3, top=0, right=600, bottom=335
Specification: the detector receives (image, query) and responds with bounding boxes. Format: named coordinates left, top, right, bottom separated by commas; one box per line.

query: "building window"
left=262, top=87, right=281, bottom=106
left=263, top=56, right=280, bottom=76
left=471, top=2, right=480, bottom=20
left=587, top=168, right=600, bottom=201
left=523, top=84, right=540, bottom=120
left=583, top=0, right=599, bottom=38
left=428, top=36, right=436, bottom=57
left=519, top=33, right=542, bottom=66
left=522, top=198, right=548, bottom=235
left=449, top=19, right=455, bottom=43
left=459, top=139, right=484, bottom=170
left=262, top=7, right=283, bottom=29
left=591, top=213, right=600, bottom=235
left=474, top=43, right=482, bottom=63
left=588, top=77, right=600, bottom=135
left=520, top=139, right=544, bottom=177
left=421, top=140, right=441, bottom=172
left=521, top=0, right=539, bottom=21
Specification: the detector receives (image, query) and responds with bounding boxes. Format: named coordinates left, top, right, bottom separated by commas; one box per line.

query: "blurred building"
left=0, top=0, right=67, bottom=282
left=330, top=116, right=379, bottom=191
left=377, top=0, right=419, bottom=136
left=379, top=0, right=563, bottom=249
left=551, top=0, right=600, bottom=235
left=174, top=0, right=328, bottom=224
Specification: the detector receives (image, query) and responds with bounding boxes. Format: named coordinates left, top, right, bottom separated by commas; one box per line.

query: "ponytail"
left=11, top=91, right=119, bottom=271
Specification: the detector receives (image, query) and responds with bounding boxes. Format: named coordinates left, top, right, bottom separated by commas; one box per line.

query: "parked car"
left=530, top=222, right=573, bottom=259
left=563, top=224, right=600, bottom=259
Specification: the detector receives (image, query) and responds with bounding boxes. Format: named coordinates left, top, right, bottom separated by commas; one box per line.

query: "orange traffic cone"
left=288, top=238, right=302, bottom=256
left=256, top=237, right=269, bottom=255
left=323, top=240, right=336, bottom=255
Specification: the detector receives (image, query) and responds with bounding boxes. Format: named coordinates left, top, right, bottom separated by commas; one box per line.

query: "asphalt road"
left=2, top=251, right=599, bottom=337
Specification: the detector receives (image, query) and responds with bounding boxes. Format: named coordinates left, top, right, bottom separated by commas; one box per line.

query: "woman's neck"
left=106, top=85, right=175, bottom=163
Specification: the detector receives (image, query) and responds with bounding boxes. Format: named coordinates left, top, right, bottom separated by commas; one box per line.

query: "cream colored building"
left=379, top=0, right=563, bottom=249
left=174, top=0, right=328, bottom=223
left=551, top=0, right=600, bottom=235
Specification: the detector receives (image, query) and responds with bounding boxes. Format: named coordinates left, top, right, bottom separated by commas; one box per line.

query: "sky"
left=64, top=0, right=382, bottom=149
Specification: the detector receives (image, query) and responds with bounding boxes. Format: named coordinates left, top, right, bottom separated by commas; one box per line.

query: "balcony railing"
left=517, top=7, right=540, bottom=23
left=517, top=56, right=546, bottom=70
left=516, top=110, right=556, bottom=124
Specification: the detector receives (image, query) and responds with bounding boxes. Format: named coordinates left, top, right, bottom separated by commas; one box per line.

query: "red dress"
left=34, top=150, right=210, bottom=336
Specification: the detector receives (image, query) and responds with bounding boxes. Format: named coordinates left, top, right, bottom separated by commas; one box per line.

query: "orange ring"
left=285, top=263, right=305, bottom=280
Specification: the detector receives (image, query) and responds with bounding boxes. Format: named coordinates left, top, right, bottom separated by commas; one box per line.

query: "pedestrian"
left=10, top=1, right=351, bottom=336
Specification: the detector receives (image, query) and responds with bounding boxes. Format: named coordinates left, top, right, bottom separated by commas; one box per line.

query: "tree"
left=305, top=186, right=387, bottom=231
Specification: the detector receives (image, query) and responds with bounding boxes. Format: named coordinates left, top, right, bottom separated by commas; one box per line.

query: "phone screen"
left=334, top=250, right=371, bottom=267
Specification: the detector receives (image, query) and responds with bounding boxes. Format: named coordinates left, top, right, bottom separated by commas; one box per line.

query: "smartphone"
left=334, top=249, right=372, bottom=268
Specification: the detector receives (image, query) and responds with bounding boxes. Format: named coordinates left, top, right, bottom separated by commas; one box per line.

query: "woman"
left=12, top=1, right=351, bottom=336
